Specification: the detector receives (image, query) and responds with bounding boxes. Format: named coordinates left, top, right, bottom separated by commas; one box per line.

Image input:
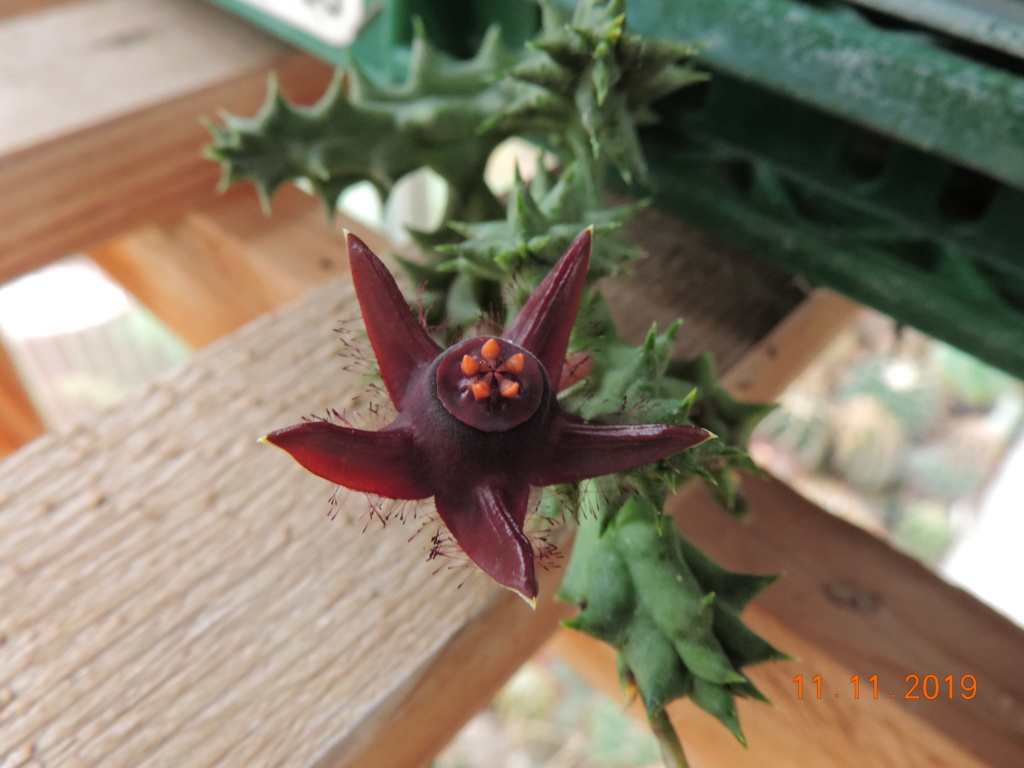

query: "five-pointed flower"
left=263, top=228, right=713, bottom=604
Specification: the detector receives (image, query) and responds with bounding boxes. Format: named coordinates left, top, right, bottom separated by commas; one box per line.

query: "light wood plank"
left=720, top=288, right=861, bottom=402
left=0, top=0, right=288, bottom=154
left=317, top=566, right=573, bottom=768
left=87, top=192, right=323, bottom=350
left=89, top=208, right=297, bottom=349
left=88, top=188, right=389, bottom=348
left=0, top=196, right=811, bottom=767
left=0, top=0, right=334, bottom=285
left=0, top=1, right=75, bottom=22
left=0, top=265, right=568, bottom=767
left=0, top=341, right=45, bottom=456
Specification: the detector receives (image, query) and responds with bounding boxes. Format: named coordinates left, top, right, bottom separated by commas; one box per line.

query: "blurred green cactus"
left=756, top=393, right=831, bottom=470
left=838, top=358, right=940, bottom=441
left=829, top=395, right=907, bottom=493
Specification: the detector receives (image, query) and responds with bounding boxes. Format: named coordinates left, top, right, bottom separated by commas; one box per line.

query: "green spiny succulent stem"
left=207, top=0, right=779, bottom=760
left=650, top=707, right=693, bottom=768
left=208, top=24, right=523, bottom=222
left=557, top=486, right=781, bottom=745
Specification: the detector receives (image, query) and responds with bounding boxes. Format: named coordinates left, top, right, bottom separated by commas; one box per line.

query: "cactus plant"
left=829, top=395, right=907, bottom=493
left=208, top=1, right=781, bottom=762
left=838, top=357, right=941, bottom=441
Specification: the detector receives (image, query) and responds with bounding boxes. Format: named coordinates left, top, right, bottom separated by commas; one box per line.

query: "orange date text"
left=793, top=674, right=977, bottom=700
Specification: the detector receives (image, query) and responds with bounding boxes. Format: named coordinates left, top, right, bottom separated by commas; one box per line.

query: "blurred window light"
left=0, top=256, right=190, bottom=429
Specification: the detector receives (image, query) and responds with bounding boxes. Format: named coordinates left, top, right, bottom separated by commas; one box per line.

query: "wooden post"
left=0, top=273, right=570, bottom=767
left=0, top=0, right=334, bottom=284
left=0, top=341, right=45, bottom=455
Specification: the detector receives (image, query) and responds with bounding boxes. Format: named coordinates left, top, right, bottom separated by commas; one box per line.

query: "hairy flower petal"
left=263, top=422, right=431, bottom=499
left=531, top=415, right=714, bottom=486
left=346, top=231, right=442, bottom=409
left=504, top=227, right=591, bottom=384
left=434, top=483, right=537, bottom=602
left=266, top=229, right=714, bottom=604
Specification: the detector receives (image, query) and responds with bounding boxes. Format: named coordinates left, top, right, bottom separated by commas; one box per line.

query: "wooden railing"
left=1, top=2, right=1021, bottom=767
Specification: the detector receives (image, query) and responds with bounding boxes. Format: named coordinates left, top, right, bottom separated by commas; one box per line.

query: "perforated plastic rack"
left=207, top=0, right=1024, bottom=379
left=622, top=0, right=1024, bottom=380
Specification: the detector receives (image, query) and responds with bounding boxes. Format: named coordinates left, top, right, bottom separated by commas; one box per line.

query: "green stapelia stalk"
left=207, top=1, right=785, bottom=762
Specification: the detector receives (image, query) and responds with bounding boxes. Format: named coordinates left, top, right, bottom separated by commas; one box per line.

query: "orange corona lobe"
left=470, top=380, right=492, bottom=400
left=461, top=354, right=480, bottom=376
left=499, top=379, right=520, bottom=398
left=505, top=353, right=525, bottom=374
left=481, top=338, right=501, bottom=362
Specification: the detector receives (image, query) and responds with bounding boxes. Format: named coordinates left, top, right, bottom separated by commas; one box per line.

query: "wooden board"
left=0, top=178, right=842, bottom=767
left=0, top=342, right=45, bottom=457
left=0, top=1, right=76, bottom=22
left=720, top=288, right=861, bottom=402
left=4, top=3, right=1019, bottom=766
left=88, top=186, right=394, bottom=349
left=88, top=187, right=356, bottom=349
left=0, top=268, right=571, bottom=767
left=0, top=0, right=334, bottom=284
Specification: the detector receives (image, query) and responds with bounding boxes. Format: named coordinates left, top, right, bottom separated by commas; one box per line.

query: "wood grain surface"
left=0, top=268, right=568, bottom=767
left=0, top=343, right=45, bottom=457
left=0, top=0, right=334, bottom=284
left=4, top=3, right=1021, bottom=767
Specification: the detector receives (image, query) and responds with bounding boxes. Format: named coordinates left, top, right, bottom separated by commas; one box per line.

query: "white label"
left=234, top=0, right=366, bottom=47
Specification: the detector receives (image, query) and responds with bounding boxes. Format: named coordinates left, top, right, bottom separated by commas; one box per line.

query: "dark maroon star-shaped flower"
left=263, top=228, right=712, bottom=604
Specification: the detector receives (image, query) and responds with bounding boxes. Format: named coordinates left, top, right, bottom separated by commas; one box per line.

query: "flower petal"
left=262, top=422, right=431, bottom=499
left=504, top=228, right=591, bottom=385
left=434, top=483, right=538, bottom=604
left=531, top=415, right=714, bottom=485
left=346, top=231, right=442, bottom=409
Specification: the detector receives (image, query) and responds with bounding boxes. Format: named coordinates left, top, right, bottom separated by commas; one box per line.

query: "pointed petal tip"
left=496, top=569, right=539, bottom=608
left=260, top=431, right=290, bottom=449
left=676, top=425, right=716, bottom=450
left=569, top=226, right=593, bottom=257
left=345, top=230, right=383, bottom=269
left=260, top=422, right=430, bottom=499
left=435, top=486, right=538, bottom=608
left=516, top=590, right=539, bottom=610
left=499, top=574, right=538, bottom=608
left=503, top=226, right=593, bottom=378
left=343, top=229, right=367, bottom=256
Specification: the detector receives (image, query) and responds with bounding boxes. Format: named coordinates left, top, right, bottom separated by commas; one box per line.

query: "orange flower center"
left=460, top=338, right=526, bottom=402
left=436, top=336, right=545, bottom=432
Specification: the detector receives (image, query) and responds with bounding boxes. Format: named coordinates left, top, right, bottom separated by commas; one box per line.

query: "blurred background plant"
left=749, top=309, right=1024, bottom=569
left=435, top=655, right=663, bottom=768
